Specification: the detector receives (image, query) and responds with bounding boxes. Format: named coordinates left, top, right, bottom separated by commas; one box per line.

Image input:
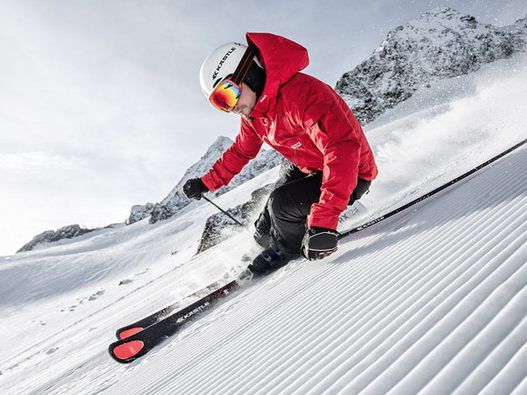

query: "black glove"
left=301, top=227, right=339, bottom=261
left=183, top=178, right=208, bottom=200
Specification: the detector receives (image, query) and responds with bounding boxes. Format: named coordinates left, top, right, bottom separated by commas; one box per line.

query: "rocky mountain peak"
left=336, top=7, right=525, bottom=124
left=127, top=135, right=283, bottom=225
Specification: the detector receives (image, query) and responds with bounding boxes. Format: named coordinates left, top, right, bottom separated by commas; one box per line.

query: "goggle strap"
left=232, top=46, right=258, bottom=85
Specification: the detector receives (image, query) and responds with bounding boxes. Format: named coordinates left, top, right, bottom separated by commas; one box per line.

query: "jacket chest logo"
left=256, top=117, right=275, bottom=135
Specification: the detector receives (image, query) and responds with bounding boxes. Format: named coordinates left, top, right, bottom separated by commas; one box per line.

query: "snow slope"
left=0, top=48, right=526, bottom=395
left=107, top=140, right=527, bottom=395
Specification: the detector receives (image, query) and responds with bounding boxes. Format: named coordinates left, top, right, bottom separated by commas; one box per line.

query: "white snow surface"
left=0, top=53, right=526, bottom=394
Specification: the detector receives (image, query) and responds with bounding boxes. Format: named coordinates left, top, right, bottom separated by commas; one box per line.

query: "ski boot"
left=248, top=247, right=299, bottom=276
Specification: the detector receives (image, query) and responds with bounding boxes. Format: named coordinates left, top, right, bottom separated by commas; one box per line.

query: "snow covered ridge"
left=127, top=136, right=282, bottom=225
left=17, top=225, right=94, bottom=253
left=336, top=7, right=526, bottom=124
left=17, top=224, right=121, bottom=253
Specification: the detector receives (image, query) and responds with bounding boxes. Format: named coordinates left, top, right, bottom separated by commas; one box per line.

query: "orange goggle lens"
left=209, top=78, right=241, bottom=112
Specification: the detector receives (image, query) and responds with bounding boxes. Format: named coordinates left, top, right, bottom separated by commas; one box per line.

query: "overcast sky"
left=1, top=0, right=526, bottom=256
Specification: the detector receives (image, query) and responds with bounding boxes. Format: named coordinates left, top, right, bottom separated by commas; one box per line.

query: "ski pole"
left=202, top=195, right=244, bottom=226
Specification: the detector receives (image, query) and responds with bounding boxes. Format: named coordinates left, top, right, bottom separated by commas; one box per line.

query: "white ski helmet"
left=199, top=42, right=261, bottom=99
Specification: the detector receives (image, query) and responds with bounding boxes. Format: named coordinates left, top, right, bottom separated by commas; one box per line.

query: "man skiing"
left=183, top=33, right=378, bottom=276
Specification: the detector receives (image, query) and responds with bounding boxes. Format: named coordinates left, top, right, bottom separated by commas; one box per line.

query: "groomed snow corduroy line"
left=195, top=142, right=527, bottom=392
left=131, top=152, right=524, bottom=395
left=482, top=341, right=527, bottom=395
left=274, top=213, right=525, bottom=393
left=234, top=189, right=527, bottom=392
left=227, top=194, right=526, bottom=394
left=354, top=241, right=527, bottom=394
left=290, top=174, right=524, bottom=395
left=454, top=317, right=527, bottom=394
left=172, top=166, right=524, bottom=392
left=110, top=146, right=527, bottom=394
left=425, top=290, right=527, bottom=394
left=170, top=149, right=526, bottom=394
left=240, top=157, right=520, bottom=392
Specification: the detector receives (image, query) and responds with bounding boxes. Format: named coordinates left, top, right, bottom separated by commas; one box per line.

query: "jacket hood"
left=246, top=32, right=309, bottom=102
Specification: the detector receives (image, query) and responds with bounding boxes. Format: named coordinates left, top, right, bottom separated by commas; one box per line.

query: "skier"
left=183, top=33, right=378, bottom=276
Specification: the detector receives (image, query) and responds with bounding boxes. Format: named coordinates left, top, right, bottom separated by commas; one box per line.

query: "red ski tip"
left=118, top=327, right=144, bottom=340
left=112, top=340, right=145, bottom=361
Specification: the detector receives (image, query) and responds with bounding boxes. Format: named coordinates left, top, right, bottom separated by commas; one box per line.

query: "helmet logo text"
left=212, top=46, right=237, bottom=80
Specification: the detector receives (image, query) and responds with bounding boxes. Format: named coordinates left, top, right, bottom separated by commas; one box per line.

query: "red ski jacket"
left=202, top=32, right=378, bottom=230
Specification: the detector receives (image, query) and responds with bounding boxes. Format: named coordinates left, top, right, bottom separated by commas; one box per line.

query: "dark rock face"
left=17, top=225, right=95, bottom=253
left=127, top=136, right=283, bottom=225
left=196, top=183, right=275, bottom=255
left=127, top=203, right=155, bottom=225
left=336, top=7, right=525, bottom=124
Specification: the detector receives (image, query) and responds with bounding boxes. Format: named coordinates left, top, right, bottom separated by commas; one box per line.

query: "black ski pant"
left=254, top=162, right=371, bottom=255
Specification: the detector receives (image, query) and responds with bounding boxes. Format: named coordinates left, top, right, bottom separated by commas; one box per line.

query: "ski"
left=114, top=280, right=225, bottom=340
left=108, top=280, right=238, bottom=363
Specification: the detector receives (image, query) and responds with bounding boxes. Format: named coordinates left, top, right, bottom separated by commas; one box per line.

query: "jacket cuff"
left=307, top=214, right=338, bottom=230
left=200, top=174, right=218, bottom=192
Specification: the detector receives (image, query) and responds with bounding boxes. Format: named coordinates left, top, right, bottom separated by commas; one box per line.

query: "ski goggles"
left=209, top=78, right=241, bottom=112
left=208, top=45, right=258, bottom=113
